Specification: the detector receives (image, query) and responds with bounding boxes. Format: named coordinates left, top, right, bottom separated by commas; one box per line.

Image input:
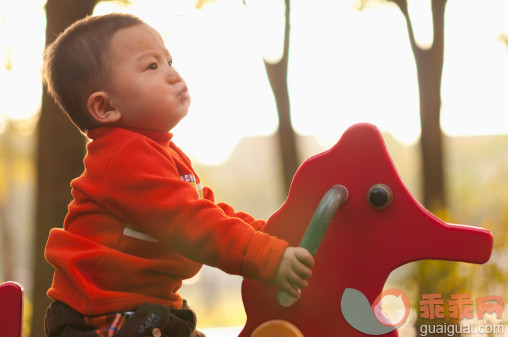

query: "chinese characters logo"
left=420, top=293, right=503, bottom=320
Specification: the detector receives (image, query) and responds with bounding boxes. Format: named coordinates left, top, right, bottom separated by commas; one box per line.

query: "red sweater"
left=45, top=126, right=289, bottom=315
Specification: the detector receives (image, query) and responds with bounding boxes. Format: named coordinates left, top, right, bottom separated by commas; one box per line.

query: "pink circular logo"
left=371, top=289, right=410, bottom=327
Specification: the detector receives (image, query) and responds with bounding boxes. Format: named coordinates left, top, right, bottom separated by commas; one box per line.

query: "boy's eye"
left=147, top=62, right=158, bottom=70
left=168, top=60, right=173, bottom=67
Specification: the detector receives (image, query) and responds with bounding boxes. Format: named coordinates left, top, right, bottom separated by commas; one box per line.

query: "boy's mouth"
left=178, top=85, right=189, bottom=97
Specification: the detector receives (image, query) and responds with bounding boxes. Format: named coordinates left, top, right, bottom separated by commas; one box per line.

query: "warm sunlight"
left=3, top=2, right=508, bottom=336
left=0, top=0, right=45, bottom=129
left=1, top=0, right=508, bottom=165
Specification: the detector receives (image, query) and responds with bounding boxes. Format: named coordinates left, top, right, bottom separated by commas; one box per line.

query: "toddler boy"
left=42, top=13, right=314, bottom=337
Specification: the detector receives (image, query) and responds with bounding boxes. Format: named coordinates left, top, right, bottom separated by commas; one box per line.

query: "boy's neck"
left=87, top=125, right=173, bottom=147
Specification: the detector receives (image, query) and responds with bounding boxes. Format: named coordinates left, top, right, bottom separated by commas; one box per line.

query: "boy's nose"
left=166, top=67, right=182, bottom=85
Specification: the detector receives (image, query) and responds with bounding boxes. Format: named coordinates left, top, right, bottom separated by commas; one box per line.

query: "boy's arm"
left=202, top=187, right=265, bottom=232
left=97, top=137, right=286, bottom=283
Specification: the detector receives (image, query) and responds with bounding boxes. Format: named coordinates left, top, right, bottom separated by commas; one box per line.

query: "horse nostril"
left=367, top=184, right=393, bottom=209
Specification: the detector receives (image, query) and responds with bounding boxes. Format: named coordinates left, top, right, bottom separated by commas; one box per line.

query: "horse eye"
left=367, top=184, right=393, bottom=209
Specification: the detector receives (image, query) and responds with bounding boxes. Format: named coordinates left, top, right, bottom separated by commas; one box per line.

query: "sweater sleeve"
left=97, top=137, right=287, bottom=283
left=202, top=187, right=266, bottom=232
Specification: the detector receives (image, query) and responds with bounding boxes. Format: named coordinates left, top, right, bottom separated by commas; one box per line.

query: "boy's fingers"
left=292, top=260, right=312, bottom=279
left=294, top=277, right=308, bottom=290
left=287, top=270, right=309, bottom=289
left=282, top=282, right=301, bottom=299
left=294, top=247, right=315, bottom=268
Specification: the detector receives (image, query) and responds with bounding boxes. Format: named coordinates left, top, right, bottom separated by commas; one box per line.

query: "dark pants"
left=44, top=300, right=206, bottom=337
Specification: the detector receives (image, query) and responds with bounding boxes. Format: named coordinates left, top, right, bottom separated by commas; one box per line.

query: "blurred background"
left=1, top=0, right=508, bottom=336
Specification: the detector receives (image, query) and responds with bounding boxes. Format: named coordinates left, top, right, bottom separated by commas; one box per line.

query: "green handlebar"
left=299, top=184, right=348, bottom=256
left=277, top=184, right=348, bottom=307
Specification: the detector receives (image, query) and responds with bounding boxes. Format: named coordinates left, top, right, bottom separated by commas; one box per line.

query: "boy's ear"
left=87, top=91, right=121, bottom=124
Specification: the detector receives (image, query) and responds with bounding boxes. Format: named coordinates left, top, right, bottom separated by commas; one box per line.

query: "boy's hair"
left=42, top=13, right=144, bottom=133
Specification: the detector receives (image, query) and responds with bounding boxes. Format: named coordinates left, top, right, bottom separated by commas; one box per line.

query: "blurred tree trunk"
left=392, top=0, right=447, bottom=210
left=263, top=0, right=299, bottom=194
left=392, top=1, right=457, bottom=336
left=31, top=1, right=98, bottom=336
left=201, top=0, right=299, bottom=194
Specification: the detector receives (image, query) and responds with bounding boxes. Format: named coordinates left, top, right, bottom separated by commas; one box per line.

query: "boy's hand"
left=274, top=247, right=314, bottom=299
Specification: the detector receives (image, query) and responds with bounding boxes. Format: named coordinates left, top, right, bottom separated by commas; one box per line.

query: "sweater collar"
left=87, top=126, right=173, bottom=147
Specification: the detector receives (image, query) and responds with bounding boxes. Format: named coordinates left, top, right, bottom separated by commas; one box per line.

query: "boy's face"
left=106, top=24, right=190, bottom=132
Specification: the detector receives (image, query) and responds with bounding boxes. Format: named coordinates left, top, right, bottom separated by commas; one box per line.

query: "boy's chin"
left=175, top=110, right=189, bottom=124
left=163, top=116, right=187, bottom=132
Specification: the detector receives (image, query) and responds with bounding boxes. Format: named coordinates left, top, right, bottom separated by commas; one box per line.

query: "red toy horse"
left=240, top=123, right=493, bottom=337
